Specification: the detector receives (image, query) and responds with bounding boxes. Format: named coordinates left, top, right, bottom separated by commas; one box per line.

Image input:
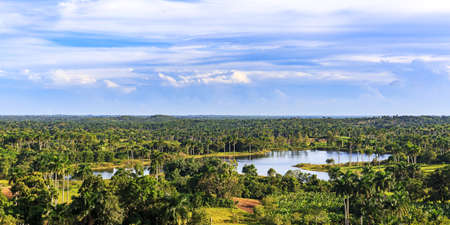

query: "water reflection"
left=93, top=150, right=390, bottom=180
left=233, top=150, right=390, bottom=180
left=93, top=167, right=150, bottom=179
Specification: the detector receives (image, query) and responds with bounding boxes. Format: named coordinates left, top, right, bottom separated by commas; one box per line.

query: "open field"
left=0, top=179, right=9, bottom=188
left=204, top=207, right=255, bottom=225
left=187, top=150, right=270, bottom=159
left=91, top=159, right=151, bottom=171
left=296, top=162, right=449, bottom=175
left=56, top=180, right=82, bottom=203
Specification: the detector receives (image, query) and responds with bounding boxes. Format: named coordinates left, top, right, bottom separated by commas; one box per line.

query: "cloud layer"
left=0, top=0, right=449, bottom=114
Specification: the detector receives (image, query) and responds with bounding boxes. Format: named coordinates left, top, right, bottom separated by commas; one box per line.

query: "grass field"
left=204, top=208, right=255, bottom=225
left=56, top=180, right=82, bottom=203
left=0, top=179, right=9, bottom=188
left=91, top=159, right=151, bottom=170
left=296, top=162, right=448, bottom=175
left=187, top=150, right=270, bottom=159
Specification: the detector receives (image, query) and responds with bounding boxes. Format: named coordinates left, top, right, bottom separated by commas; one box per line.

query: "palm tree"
left=149, top=150, right=165, bottom=178
left=330, top=169, right=358, bottom=225
left=70, top=175, right=124, bottom=225
left=73, top=164, right=93, bottom=180
left=162, top=194, right=190, bottom=225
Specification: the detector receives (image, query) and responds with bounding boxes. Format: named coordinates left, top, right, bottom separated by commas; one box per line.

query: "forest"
left=0, top=115, right=448, bottom=224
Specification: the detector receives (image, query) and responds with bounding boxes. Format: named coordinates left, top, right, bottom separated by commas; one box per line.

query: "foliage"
left=254, top=191, right=343, bottom=225
left=10, top=173, right=57, bottom=225
left=70, top=175, right=124, bottom=225
left=189, top=209, right=211, bottom=225
left=426, top=165, right=450, bottom=202
left=0, top=116, right=448, bottom=224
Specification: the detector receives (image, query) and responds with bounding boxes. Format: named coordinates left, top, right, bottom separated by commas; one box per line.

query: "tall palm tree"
left=162, top=194, right=190, bottom=225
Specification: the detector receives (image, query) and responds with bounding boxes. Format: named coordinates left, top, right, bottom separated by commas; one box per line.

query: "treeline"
left=0, top=116, right=449, bottom=174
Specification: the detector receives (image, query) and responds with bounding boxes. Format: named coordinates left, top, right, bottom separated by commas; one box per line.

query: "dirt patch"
left=232, top=197, right=261, bottom=213
left=1, top=187, right=13, bottom=199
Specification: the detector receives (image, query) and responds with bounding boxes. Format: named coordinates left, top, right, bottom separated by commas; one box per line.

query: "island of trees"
left=0, top=115, right=448, bottom=224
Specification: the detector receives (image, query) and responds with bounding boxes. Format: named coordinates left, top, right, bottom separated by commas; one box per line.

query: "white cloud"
left=51, top=69, right=97, bottom=85
left=0, top=37, right=215, bottom=71
left=157, top=69, right=395, bottom=87
left=446, top=66, right=450, bottom=78
left=230, top=71, right=251, bottom=84
left=158, top=70, right=252, bottom=87
left=104, top=79, right=120, bottom=88
left=51, top=0, right=450, bottom=36
left=248, top=71, right=312, bottom=79
left=323, top=54, right=450, bottom=64
left=0, top=0, right=447, bottom=93
left=248, top=70, right=395, bottom=84
left=43, top=68, right=140, bottom=87
left=2, top=0, right=450, bottom=39
left=314, top=71, right=396, bottom=84
left=104, top=79, right=136, bottom=93
left=159, top=73, right=180, bottom=87
left=121, top=86, right=137, bottom=94
left=22, top=69, right=42, bottom=81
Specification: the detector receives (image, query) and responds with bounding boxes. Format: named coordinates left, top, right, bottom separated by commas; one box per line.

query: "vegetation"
left=0, top=115, right=448, bottom=224
left=296, top=162, right=449, bottom=174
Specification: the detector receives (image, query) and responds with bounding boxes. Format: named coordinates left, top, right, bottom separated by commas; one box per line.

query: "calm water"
left=234, top=150, right=390, bottom=180
left=93, top=150, right=390, bottom=180
left=93, top=168, right=150, bottom=179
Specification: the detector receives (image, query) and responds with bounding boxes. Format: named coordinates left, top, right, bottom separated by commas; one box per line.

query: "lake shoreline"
left=295, top=162, right=449, bottom=175
left=91, top=150, right=271, bottom=171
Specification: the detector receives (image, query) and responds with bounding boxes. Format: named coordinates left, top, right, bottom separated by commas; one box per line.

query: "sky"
left=0, top=0, right=449, bottom=115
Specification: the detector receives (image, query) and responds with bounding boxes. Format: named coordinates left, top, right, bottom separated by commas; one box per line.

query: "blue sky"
left=0, top=0, right=449, bottom=115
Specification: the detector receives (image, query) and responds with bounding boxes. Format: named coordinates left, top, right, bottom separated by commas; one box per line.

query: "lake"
left=93, top=150, right=390, bottom=180
left=233, top=150, right=390, bottom=180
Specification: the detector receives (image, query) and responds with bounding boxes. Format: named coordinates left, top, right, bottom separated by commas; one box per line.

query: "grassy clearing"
left=204, top=208, right=255, bottom=225
left=187, top=150, right=270, bottom=159
left=56, top=180, right=82, bottom=203
left=294, top=163, right=330, bottom=172
left=420, top=164, right=448, bottom=174
left=91, top=159, right=151, bottom=171
left=295, top=162, right=448, bottom=175
left=0, top=179, right=9, bottom=188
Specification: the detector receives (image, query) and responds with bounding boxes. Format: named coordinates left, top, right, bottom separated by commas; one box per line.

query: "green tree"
left=242, top=164, right=258, bottom=177
left=194, top=158, right=242, bottom=199
left=426, top=165, right=450, bottom=202
left=70, top=175, right=124, bottom=225
left=267, top=168, right=277, bottom=177
left=0, top=194, right=19, bottom=225
left=162, top=194, right=190, bottom=225
left=11, top=173, right=57, bottom=225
